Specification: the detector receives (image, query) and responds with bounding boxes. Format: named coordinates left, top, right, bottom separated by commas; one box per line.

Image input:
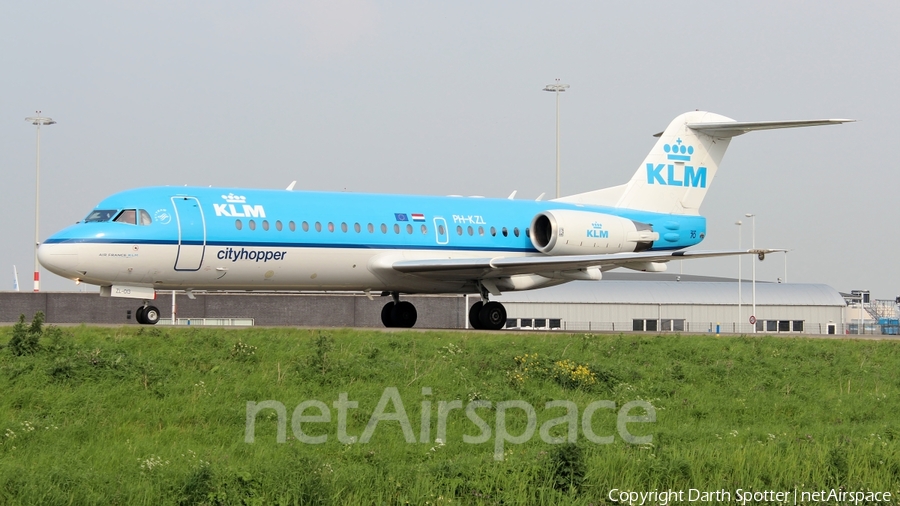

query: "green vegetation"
left=1, top=317, right=899, bottom=504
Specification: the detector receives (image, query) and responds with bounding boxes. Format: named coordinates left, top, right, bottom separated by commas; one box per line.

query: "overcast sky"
left=1, top=1, right=896, bottom=300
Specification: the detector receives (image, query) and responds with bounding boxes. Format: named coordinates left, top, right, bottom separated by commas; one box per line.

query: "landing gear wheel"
left=135, top=306, right=147, bottom=324
left=381, top=302, right=395, bottom=327
left=479, top=301, right=507, bottom=331
left=468, top=301, right=484, bottom=330
left=143, top=306, right=161, bottom=325
left=391, top=301, right=417, bottom=328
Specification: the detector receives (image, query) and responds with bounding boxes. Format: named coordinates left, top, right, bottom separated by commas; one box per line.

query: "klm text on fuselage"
left=646, top=164, right=707, bottom=187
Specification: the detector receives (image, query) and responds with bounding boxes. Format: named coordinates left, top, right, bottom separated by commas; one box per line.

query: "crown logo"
left=222, top=193, right=246, bottom=204
left=591, top=222, right=603, bottom=229
left=663, top=138, right=694, bottom=161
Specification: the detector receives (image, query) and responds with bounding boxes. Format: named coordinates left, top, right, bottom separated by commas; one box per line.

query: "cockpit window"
left=139, top=209, right=152, bottom=225
left=114, top=209, right=137, bottom=225
left=84, top=209, right=117, bottom=222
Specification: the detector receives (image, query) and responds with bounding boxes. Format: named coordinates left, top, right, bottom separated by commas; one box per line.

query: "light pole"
left=745, top=213, right=756, bottom=333
left=783, top=251, right=788, bottom=283
left=543, top=79, right=569, bottom=199
left=25, top=112, right=56, bottom=292
left=736, top=220, right=742, bottom=332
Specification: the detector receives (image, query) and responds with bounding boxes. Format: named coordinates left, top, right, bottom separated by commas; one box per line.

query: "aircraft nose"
left=38, top=241, right=82, bottom=279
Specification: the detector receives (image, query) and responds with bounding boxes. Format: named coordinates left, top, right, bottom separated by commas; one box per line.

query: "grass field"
left=1, top=314, right=899, bottom=505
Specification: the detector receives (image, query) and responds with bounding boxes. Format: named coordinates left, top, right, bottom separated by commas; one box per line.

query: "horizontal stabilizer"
left=681, top=119, right=854, bottom=138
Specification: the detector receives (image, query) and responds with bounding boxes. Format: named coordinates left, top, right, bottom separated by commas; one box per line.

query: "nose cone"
left=38, top=239, right=82, bottom=280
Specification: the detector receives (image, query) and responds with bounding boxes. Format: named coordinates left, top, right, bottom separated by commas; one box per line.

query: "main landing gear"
left=468, top=301, right=507, bottom=330
left=468, top=281, right=508, bottom=331
left=381, top=292, right=418, bottom=328
left=135, top=303, right=161, bottom=325
left=378, top=285, right=508, bottom=331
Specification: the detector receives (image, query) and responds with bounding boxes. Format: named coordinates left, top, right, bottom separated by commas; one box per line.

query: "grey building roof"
left=494, top=279, right=846, bottom=306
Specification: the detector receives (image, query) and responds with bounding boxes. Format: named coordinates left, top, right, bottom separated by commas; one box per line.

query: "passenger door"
left=172, top=196, right=206, bottom=271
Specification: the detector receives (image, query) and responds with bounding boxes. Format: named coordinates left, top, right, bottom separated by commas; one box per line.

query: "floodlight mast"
left=543, top=79, right=569, bottom=199
left=736, top=220, right=742, bottom=331
left=26, top=112, right=56, bottom=292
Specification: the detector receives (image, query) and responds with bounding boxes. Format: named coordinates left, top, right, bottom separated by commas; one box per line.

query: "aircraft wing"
left=390, top=249, right=782, bottom=281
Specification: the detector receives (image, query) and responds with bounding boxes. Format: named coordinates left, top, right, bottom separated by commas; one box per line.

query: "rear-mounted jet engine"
left=530, top=210, right=659, bottom=255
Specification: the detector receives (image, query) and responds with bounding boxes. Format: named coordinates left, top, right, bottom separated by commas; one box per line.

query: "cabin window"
left=381, top=223, right=387, bottom=234
left=114, top=209, right=137, bottom=225
left=467, top=226, right=473, bottom=236
left=438, top=225, right=445, bottom=235
left=139, top=210, right=152, bottom=225
left=235, top=220, right=243, bottom=230
left=525, top=227, right=530, bottom=238
left=421, top=225, right=428, bottom=235
left=341, top=222, right=348, bottom=233
left=513, top=227, right=520, bottom=237
left=354, top=223, right=361, bottom=233
left=302, top=221, right=309, bottom=232
left=327, top=222, right=335, bottom=232
left=406, top=224, right=413, bottom=234
left=367, top=223, right=374, bottom=233
left=501, top=227, right=508, bottom=237
left=262, top=220, right=270, bottom=231
left=84, top=209, right=117, bottom=223
left=478, top=226, right=484, bottom=236
left=393, top=224, right=400, bottom=234
left=490, top=227, right=496, bottom=237
left=249, top=220, right=257, bottom=231
left=289, top=221, right=296, bottom=232
left=315, top=222, right=322, bottom=232
left=276, top=220, right=283, bottom=231
left=456, top=226, right=463, bottom=236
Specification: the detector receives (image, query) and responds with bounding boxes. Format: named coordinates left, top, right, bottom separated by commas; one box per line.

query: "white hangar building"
left=493, top=273, right=847, bottom=335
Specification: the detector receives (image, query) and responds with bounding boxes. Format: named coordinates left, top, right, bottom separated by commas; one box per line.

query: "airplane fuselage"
left=39, top=187, right=705, bottom=294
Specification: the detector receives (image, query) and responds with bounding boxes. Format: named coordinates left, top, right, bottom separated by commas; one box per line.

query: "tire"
left=135, top=306, right=147, bottom=325
left=479, top=301, right=507, bottom=331
left=381, top=302, right=395, bottom=327
left=391, top=301, right=417, bottom=328
left=143, top=306, right=161, bottom=325
left=468, top=301, right=484, bottom=329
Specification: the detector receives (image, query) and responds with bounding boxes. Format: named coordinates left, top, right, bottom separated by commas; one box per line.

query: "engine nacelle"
left=530, top=210, right=659, bottom=255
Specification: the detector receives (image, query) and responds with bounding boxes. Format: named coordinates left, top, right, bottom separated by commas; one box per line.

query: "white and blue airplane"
left=38, top=111, right=851, bottom=328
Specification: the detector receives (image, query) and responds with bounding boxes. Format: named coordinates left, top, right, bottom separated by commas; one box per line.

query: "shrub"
left=8, top=312, right=43, bottom=356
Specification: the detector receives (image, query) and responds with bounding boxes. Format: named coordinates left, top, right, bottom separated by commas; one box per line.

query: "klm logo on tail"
left=646, top=139, right=707, bottom=188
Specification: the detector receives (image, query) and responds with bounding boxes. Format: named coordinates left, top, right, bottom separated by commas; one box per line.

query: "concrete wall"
left=0, top=292, right=470, bottom=328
